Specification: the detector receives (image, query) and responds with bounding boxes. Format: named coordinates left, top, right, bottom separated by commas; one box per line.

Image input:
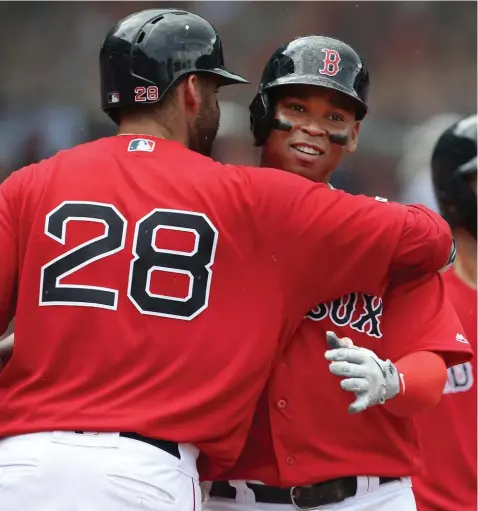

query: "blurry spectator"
left=398, top=114, right=462, bottom=208
left=212, top=101, right=259, bottom=166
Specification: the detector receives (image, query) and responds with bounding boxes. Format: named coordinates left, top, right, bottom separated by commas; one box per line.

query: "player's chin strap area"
left=271, top=118, right=349, bottom=146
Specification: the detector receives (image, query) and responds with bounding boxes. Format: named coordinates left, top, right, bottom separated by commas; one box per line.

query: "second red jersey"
left=202, top=272, right=472, bottom=485
left=413, top=269, right=477, bottom=511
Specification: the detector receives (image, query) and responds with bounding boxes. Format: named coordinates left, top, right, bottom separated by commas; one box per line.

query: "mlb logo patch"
left=107, top=92, right=120, bottom=104
left=374, top=196, right=388, bottom=202
left=128, top=139, right=155, bottom=152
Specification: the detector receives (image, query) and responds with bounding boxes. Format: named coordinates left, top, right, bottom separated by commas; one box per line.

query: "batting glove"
left=325, top=331, right=401, bottom=414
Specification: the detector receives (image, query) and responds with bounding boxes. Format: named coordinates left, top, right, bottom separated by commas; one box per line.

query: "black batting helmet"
left=100, top=8, right=248, bottom=123
left=249, top=36, right=369, bottom=146
left=432, top=114, right=477, bottom=238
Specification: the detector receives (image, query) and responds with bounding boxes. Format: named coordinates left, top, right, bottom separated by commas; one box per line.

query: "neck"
left=118, top=116, right=186, bottom=146
left=453, top=229, right=477, bottom=289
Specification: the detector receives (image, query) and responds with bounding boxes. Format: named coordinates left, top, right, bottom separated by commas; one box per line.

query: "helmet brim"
left=263, top=75, right=367, bottom=119
left=206, top=68, right=249, bottom=85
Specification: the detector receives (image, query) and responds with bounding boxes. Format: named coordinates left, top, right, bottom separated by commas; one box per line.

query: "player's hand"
left=325, top=331, right=400, bottom=414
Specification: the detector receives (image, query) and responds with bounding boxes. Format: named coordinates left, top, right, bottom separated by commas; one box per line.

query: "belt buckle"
left=290, top=486, right=309, bottom=510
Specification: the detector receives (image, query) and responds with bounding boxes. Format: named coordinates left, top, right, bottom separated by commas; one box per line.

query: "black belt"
left=210, top=477, right=400, bottom=509
left=74, top=431, right=180, bottom=459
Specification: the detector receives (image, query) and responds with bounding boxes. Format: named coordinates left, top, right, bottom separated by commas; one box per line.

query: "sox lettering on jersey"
left=320, top=49, right=341, bottom=77
left=306, top=293, right=383, bottom=338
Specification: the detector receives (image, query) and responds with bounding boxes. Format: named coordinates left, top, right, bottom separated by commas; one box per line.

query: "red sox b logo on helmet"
left=320, top=49, right=341, bottom=77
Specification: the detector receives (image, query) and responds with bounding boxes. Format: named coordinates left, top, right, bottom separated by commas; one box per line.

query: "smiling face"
left=260, top=85, right=361, bottom=183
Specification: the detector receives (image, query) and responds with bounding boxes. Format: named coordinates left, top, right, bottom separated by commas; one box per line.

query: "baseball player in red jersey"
left=0, top=13, right=456, bottom=511
left=202, top=37, right=473, bottom=511
left=413, top=115, right=477, bottom=511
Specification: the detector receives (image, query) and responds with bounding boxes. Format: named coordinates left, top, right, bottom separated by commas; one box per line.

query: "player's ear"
left=182, top=74, right=202, bottom=116
left=346, top=121, right=361, bottom=154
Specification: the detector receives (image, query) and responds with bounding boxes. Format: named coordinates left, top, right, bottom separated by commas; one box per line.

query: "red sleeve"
left=384, top=351, right=448, bottom=416
left=389, top=204, right=456, bottom=283
left=246, top=166, right=454, bottom=320
left=0, top=171, right=22, bottom=334
left=379, top=273, right=473, bottom=368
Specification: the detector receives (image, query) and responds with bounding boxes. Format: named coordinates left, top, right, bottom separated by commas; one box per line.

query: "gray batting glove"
left=324, top=331, right=401, bottom=414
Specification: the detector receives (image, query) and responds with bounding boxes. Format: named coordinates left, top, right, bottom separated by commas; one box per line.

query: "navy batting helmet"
left=432, top=114, right=477, bottom=238
left=100, top=9, right=248, bottom=123
left=249, top=36, right=370, bottom=146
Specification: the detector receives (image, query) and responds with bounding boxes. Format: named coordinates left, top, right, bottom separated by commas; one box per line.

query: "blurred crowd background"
left=0, top=1, right=476, bottom=211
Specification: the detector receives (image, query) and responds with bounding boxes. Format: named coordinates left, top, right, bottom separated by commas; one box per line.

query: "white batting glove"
left=325, top=331, right=401, bottom=414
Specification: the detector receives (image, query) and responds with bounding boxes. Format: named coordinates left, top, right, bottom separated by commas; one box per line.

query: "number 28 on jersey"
left=39, top=201, right=219, bottom=321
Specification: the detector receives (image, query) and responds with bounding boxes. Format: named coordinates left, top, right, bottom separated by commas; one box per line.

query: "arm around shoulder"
left=391, top=203, right=455, bottom=276
left=248, top=168, right=454, bottom=315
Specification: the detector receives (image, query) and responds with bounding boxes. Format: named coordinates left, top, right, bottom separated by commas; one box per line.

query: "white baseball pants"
left=0, top=431, right=201, bottom=510
left=203, top=477, right=416, bottom=511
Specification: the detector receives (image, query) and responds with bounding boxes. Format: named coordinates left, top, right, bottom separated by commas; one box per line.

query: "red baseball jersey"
left=201, top=272, right=472, bottom=484
left=0, top=135, right=453, bottom=475
left=413, top=269, right=477, bottom=511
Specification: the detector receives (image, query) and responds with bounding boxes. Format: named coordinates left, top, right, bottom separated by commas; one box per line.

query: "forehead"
left=274, top=84, right=357, bottom=112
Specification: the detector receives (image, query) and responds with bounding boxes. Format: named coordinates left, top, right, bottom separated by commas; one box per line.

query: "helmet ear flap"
left=249, top=91, right=274, bottom=147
